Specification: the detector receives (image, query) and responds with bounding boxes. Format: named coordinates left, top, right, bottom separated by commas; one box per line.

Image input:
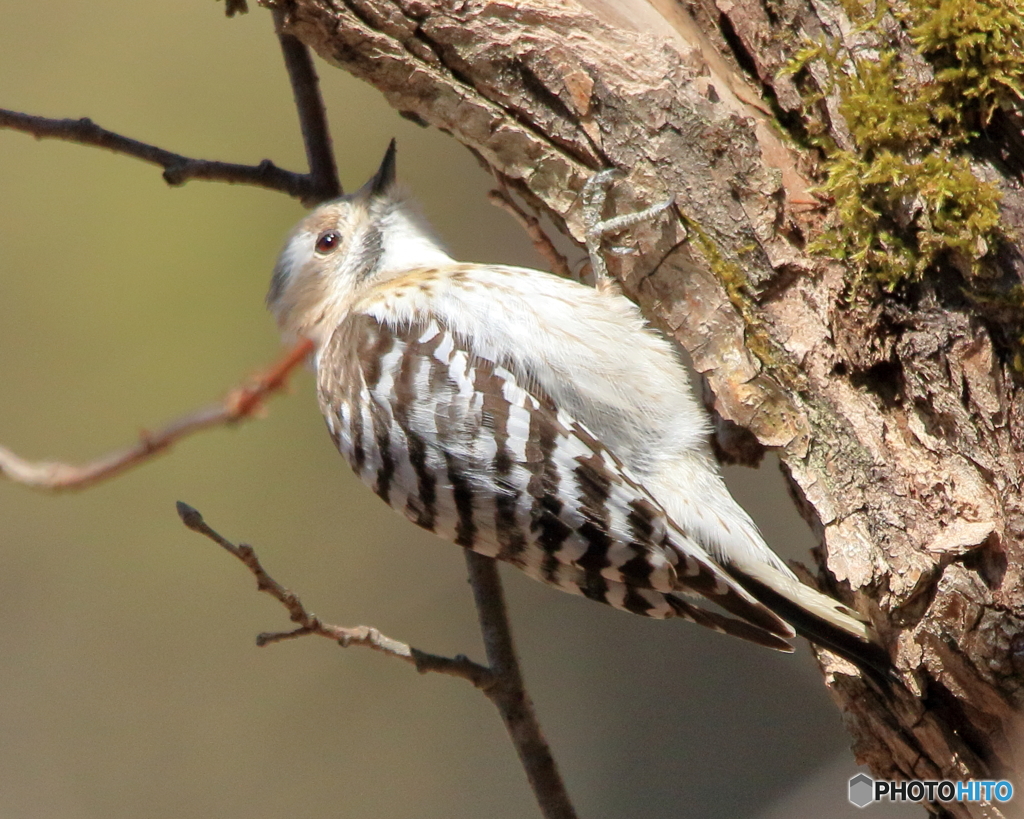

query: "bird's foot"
left=582, top=169, right=674, bottom=289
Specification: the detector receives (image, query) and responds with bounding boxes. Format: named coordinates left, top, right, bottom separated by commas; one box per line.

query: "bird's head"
left=267, top=140, right=450, bottom=345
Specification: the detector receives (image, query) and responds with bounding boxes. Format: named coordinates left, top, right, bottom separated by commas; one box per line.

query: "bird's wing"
left=318, top=305, right=794, bottom=651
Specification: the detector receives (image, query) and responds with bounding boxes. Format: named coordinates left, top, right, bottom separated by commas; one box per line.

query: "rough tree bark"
left=267, top=0, right=1024, bottom=815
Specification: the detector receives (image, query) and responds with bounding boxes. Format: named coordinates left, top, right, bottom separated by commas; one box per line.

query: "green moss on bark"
left=783, top=0, right=1019, bottom=291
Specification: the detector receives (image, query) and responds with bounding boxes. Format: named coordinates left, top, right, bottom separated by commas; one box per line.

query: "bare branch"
left=464, top=552, right=579, bottom=819
left=0, top=10, right=339, bottom=207
left=487, top=183, right=573, bottom=280
left=174, top=502, right=496, bottom=689
left=272, top=8, right=341, bottom=203
left=175, top=502, right=577, bottom=816
left=0, top=339, right=314, bottom=491
left=0, top=109, right=316, bottom=200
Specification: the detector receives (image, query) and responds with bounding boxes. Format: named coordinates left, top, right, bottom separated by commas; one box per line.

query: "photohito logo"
left=849, top=773, right=1013, bottom=808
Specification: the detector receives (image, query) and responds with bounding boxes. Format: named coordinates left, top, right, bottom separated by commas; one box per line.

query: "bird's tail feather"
left=724, top=561, right=895, bottom=685
left=665, top=594, right=795, bottom=652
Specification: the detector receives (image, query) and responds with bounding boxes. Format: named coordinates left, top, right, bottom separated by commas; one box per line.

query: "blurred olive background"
left=0, top=4, right=917, bottom=818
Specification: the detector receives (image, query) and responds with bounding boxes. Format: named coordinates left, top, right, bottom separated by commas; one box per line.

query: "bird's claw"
left=581, top=170, right=674, bottom=287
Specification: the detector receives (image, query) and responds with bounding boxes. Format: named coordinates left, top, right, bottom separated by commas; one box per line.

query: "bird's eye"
left=314, top=230, right=342, bottom=254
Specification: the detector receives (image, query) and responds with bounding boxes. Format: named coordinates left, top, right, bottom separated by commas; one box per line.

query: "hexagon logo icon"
left=849, top=773, right=875, bottom=808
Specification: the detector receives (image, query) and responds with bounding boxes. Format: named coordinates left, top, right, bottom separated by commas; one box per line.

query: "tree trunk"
left=274, top=0, right=1024, bottom=814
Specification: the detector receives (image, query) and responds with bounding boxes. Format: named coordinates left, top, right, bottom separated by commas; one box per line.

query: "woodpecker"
left=268, top=141, right=884, bottom=670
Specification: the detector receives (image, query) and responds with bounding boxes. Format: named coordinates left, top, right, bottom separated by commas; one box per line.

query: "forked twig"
left=0, top=109, right=316, bottom=202
left=175, top=502, right=576, bottom=819
left=175, top=502, right=495, bottom=687
left=273, top=8, right=341, bottom=203
left=0, top=339, right=314, bottom=491
left=0, top=8, right=341, bottom=207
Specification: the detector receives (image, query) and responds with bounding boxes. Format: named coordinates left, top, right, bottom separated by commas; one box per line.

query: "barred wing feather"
left=318, top=310, right=794, bottom=651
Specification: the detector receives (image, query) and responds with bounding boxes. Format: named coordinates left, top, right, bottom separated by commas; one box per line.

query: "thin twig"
left=464, top=552, right=579, bottom=819
left=487, top=184, right=574, bottom=279
left=272, top=8, right=341, bottom=203
left=0, top=13, right=340, bottom=208
left=175, top=502, right=495, bottom=689
left=0, top=109, right=315, bottom=201
left=0, top=13, right=340, bottom=206
left=0, top=338, right=314, bottom=491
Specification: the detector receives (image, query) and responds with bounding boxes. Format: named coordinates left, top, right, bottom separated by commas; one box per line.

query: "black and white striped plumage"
left=268, top=142, right=881, bottom=664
